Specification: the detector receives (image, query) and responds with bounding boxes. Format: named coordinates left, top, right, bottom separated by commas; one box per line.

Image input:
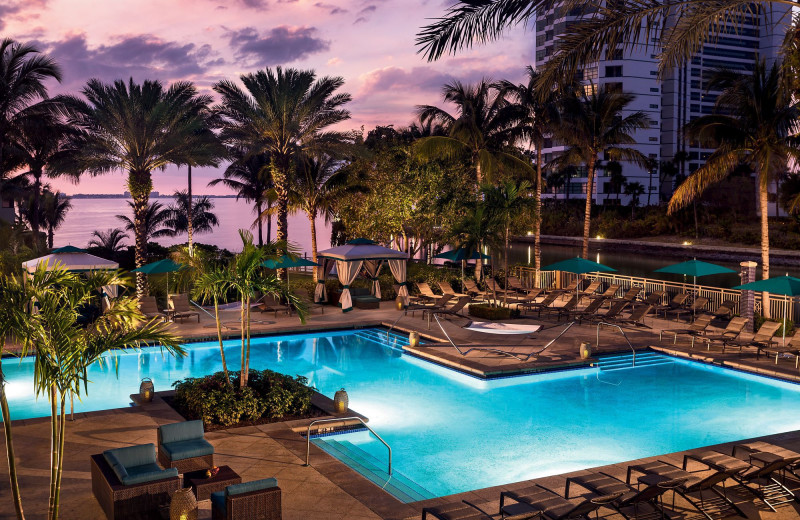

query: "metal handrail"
left=304, top=416, right=392, bottom=475
left=596, top=321, right=636, bottom=367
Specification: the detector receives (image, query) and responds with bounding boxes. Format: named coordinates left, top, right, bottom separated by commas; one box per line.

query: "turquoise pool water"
left=5, top=328, right=800, bottom=500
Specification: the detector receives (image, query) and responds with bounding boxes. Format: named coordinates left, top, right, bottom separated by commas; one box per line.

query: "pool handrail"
left=304, top=416, right=392, bottom=475
left=596, top=322, right=636, bottom=366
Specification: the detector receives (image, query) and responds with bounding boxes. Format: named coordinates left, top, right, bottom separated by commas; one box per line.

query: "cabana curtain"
left=388, top=259, right=409, bottom=305
left=362, top=260, right=383, bottom=299
left=336, top=260, right=363, bottom=312
left=314, top=258, right=334, bottom=303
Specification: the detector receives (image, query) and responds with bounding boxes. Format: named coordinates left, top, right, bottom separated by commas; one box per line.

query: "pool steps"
left=353, top=329, right=414, bottom=349
left=312, top=436, right=434, bottom=503
left=597, top=351, right=674, bottom=371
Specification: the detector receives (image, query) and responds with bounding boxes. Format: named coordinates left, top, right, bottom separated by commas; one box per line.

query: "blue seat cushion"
left=121, top=463, right=178, bottom=486
left=210, top=491, right=226, bottom=513
left=103, top=444, right=157, bottom=481
left=226, top=478, right=278, bottom=497
left=103, top=450, right=129, bottom=483
left=160, top=438, right=214, bottom=461
left=354, top=296, right=380, bottom=303
left=159, top=420, right=205, bottom=444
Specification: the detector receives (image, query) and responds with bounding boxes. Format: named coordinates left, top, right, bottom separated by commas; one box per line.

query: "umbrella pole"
left=784, top=296, right=787, bottom=348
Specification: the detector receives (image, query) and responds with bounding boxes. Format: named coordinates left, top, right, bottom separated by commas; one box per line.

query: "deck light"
left=409, top=331, right=420, bottom=348
left=139, top=378, right=154, bottom=403
left=334, top=388, right=349, bottom=414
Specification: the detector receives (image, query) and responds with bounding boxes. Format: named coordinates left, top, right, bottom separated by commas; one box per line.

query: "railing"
left=304, top=416, right=392, bottom=475
left=513, top=266, right=799, bottom=322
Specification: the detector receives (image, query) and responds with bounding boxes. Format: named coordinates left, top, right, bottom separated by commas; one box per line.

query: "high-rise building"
left=533, top=4, right=790, bottom=206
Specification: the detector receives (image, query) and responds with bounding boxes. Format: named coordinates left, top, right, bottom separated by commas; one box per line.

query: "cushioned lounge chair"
left=91, top=444, right=180, bottom=520
left=565, top=471, right=684, bottom=520
left=625, top=460, right=746, bottom=520
left=437, top=280, right=469, bottom=298
left=660, top=314, right=713, bottom=348
left=258, top=294, right=290, bottom=316
left=500, top=484, right=622, bottom=520
left=665, top=297, right=708, bottom=321
left=138, top=296, right=166, bottom=321
left=157, top=420, right=214, bottom=473
left=211, top=478, right=281, bottom=520
left=414, top=282, right=438, bottom=303
left=168, top=293, right=200, bottom=322
left=463, top=279, right=488, bottom=300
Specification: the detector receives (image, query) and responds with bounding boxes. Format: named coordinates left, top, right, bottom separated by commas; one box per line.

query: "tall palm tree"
left=214, top=67, right=352, bottom=255
left=193, top=266, right=232, bottom=386
left=116, top=200, right=173, bottom=245
left=286, top=154, right=360, bottom=281
left=61, top=78, right=218, bottom=297
left=88, top=228, right=128, bottom=255
left=552, top=86, right=650, bottom=258
left=669, top=60, right=800, bottom=318
left=482, top=180, right=536, bottom=305
left=498, top=67, right=562, bottom=285
left=39, top=190, right=70, bottom=249
left=163, top=190, right=219, bottom=238
left=208, top=148, right=273, bottom=246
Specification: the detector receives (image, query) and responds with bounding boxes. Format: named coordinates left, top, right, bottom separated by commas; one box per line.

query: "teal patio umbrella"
left=733, top=274, right=800, bottom=347
left=655, top=259, right=737, bottom=317
left=541, top=257, right=616, bottom=302
left=132, top=258, right=186, bottom=292
left=52, top=245, right=86, bottom=253
left=434, top=248, right=492, bottom=290
left=262, top=255, right=319, bottom=289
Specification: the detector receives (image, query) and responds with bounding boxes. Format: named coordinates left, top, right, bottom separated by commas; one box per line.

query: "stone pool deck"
left=5, top=300, right=800, bottom=519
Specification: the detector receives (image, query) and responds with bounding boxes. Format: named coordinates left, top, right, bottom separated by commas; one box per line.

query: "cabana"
left=22, top=246, right=120, bottom=301
left=316, top=239, right=409, bottom=312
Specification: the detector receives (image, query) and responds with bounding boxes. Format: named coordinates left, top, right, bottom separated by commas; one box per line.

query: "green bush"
left=172, top=369, right=315, bottom=427
left=468, top=303, right=521, bottom=320
left=755, top=314, right=795, bottom=337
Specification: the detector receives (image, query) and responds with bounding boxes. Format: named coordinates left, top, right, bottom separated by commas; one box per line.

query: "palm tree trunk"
left=128, top=170, right=153, bottom=298
left=239, top=301, right=246, bottom=388
left=186, top=165, right=194, bottom=257
left=31, top=170, right=42, bottom=243
left=534, top=144, right=543, bottom=288
left=474, top=161, right=483, bottom=279
left=0, top=358, right=25, bottom=520
left=760, top=182, right=771, bottom=318
left=52, top=397, right=66, bottom=520
left=265, top=201, right=272, bottom=243
left=308, top=210, right=318, bottom=282
left=47, top=228, right=54, bottom=249
left=213, top=298, right=231, bottom=386
left=244, top=296, right=251, bottom=387
left=504, top=226, right=509, bottom=306
left=582, top=157, right=596, bottom=259
left=255, top=201, right=264, bottom=247
left=48, top=385, right=58, bottom=517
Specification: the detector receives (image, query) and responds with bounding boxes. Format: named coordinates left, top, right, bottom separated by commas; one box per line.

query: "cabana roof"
left=22, top=251, right=119, bottom=274
left=317, top=239, right=408, bottom=262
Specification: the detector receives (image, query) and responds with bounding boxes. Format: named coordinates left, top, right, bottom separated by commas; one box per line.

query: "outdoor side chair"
left=157, top=420, right=215, bottom=473
left=211, top=478, right=281, bottom=520
left=500, top=484, right=623, bottom=520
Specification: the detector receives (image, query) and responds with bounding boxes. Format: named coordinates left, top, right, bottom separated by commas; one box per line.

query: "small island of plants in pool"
left=169, top=369, right=323, bottom=429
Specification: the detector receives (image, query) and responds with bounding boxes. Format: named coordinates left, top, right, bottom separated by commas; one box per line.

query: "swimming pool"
left=5, top=328, right=800, bottom=502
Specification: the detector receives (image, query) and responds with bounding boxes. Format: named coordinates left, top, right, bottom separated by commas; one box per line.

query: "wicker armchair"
left=157, top=420, right=214, bottom=473
left=211, top=478, right=282, bottom=520
left=91, top=449, right=180, bottom=520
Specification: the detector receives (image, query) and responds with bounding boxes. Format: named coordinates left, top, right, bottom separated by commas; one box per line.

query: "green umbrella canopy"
left=733, top=275, right=800, bottom=296
left=52, top=245, right=86, bottom=253
left=131, top=258, right=185, bottom=274
left=262, top=255, right=319, bottom=269
left=541, top=257, right=616, bottom=275
left=433, top=248, right=491, bottom=262
left=346, top=238, right=377, bottom=245
left=655, top=259, right=736, bottom=278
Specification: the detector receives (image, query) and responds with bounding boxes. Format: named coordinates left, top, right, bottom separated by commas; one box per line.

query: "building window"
left=605, top=82, right=623, bottom=94
left=649, top=104, right=659, bottom=109
left=584, top=67, right=598, bottom=80
left=690, top=103, right=700, bottom=112
left=536, top=50, right=546, bottom=61
left=650, top=120, right=658, bottom=127
left=606, top=48, right=623, bottom=61
left=649, top=137, right=658, bottom=142
left=650, top=71, right=657, bottom=76
left=536, top=34, right=546, bottom=46
left=605, top=65, right=623, bottom=78
left=650, top=87, right=659, bottom=92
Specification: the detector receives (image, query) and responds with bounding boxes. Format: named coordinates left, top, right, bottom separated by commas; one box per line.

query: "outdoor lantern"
left=409, top=332, right=420, bottom=348
left=334, top=388, right=349, bottom=414
left=139, top=378, right=154, bottom=403
left=169, top=487, right=197, bottom=520
left=395, top=298, right=404, bottom=311
left=579, top=342, right=592, bottom=360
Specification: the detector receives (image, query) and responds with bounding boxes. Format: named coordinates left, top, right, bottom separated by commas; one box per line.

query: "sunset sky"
left=6, top=0, right=533, bottom=195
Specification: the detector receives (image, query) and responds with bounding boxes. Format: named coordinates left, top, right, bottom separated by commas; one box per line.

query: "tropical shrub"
left=468, top=303, right=521, bottom=320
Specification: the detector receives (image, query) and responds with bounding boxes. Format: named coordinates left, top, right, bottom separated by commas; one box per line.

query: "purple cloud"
left=314, top=2, right=347, bottom=15
left=226, top=26, right=330, bottom=67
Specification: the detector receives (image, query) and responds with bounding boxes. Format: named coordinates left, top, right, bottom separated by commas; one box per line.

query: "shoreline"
left=514, top=234, right=800, bottom=266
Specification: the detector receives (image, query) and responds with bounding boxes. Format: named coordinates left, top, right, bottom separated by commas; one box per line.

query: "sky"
left=5, top=0, right=534, bottom=195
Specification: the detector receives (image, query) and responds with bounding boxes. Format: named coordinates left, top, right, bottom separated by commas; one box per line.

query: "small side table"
left=184, top=465, right=241, bottom=501
left=163, top=309, right=176, bottom=322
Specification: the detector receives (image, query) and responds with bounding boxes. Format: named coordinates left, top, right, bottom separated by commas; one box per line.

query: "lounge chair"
left=761, top=332, right=800, bottom=367
left=609, top=287, right=641, bottom=306
left=701, top=316, right=748, bottom=350
left=660, top=314, right=713, bottom=348
left=157, top=420, right=215, bottom=473
left=463, top=279, right=488, bottom=300
left=610, top=304, right=653, bottom=328
left=486, top=278, right=513, bottom=298
left=726, top=320, right=781, bottom=355
left=711, top=300, right=736, bottom=320
left=569, top=296, right=607, bottom=323
left=590, top=283, right=620, bottom=301
left=521, top=291, right=560, bottom=317
left=500, top=484, right=623, bottom=520
left=437, top=280, right=470, bottom=298
left=579, top=279, right=601, bottom=299
left=422, top=296, right=471, bottom=326
left=514, top=287, right=544, bottom=306
left=168, top=293, right=200, bottom=322
left=565, top=471, right=683, bottom=519
left=406, top=294, right=453, bottom=317
left=414, top=282, right=438, bottom=303
left=665, top=297, right=708, bottom=321
left=506, top=275, right=530, bottom=294
left=588, top=300, right=630, bottom=323
left=422, top=500, right=539, bottom=520
left=552, top=280, right=579, bottom=301
left=625, top=460, right=746, bottom=520
left=632, top=291, right=665, bottom=311
left=211, top=478, right=282, bottom=520
left=290, top=290, right=324, bottom=314
left=258, top=294, right=290, bottom=316
left=653, top=293, right=688, bottom=318
left=683, top=449, right=797, bottom=511
left=138, top=296, right=166, bottom=321
left=733, top=441, right=800, bottom=471
left=541, top=294, right=579, bottom=321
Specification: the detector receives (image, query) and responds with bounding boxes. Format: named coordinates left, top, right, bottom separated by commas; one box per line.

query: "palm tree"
left=214, top=68, right=353, bottom=255
left=498, top=67, right=562, bottom=285
left=39, top=190, right=70, bottom=249
left=193, top=266, right=232, bottom=386
left=208, top=148, right=273, bottom=246
left=287, top=154, right=359, bottom=281
left=448, top=202, right=502, bottom=293
left=624, top=181, right=646, bottom=218
left=164, top=190, right=219, bottom=237
left=13, top=264, right=182, bottom=520
left=482, top=180, right=536, bottom=305
left=116, top=200, right=173, bottom=244
left=61, top=78, right=218, bottom=297
left=552, top=86, right=650, bottom=258
left=88, top=228, right=128, bottom=255
left=669, top=60, right=800, bottom=318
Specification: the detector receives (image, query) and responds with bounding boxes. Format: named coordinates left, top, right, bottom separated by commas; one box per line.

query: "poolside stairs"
left=311, top=435, right=435, bottom=503
left=597, top=351, right=674, bottom=372
left=353, top=328, right=414, bottom=349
